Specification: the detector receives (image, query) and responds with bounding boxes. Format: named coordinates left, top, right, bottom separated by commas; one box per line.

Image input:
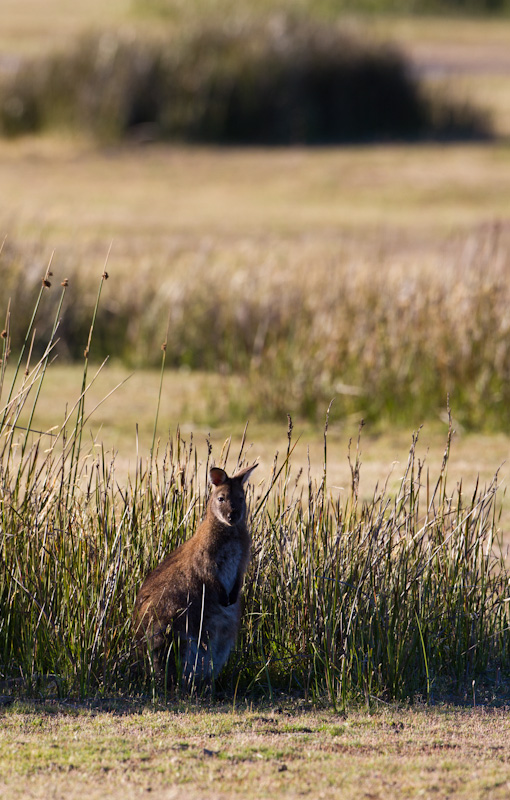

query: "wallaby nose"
left=227, top=509, right=240, bottom=524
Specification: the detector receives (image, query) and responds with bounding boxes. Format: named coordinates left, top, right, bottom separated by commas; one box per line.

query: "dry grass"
left=3, top=141, right=510, bottom=428
left=2, top=141, right=510, bottom=248
left=1, top=702, right=510, bottom=799
left=2, top=8, right=508, bottom=433
left=0, top=0, right=133, bottom=58
left=6, top=354, right=510, bottom=552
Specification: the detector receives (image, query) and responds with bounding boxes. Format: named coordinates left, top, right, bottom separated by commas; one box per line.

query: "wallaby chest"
left=215, top=538, right=243, bottom=595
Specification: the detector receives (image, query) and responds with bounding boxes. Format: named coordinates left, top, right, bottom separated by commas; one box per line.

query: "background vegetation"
left=2, top=223, right=510, bottom=430
left=0, top=19, right=488, bottom=143
left=132, top=0, right=510, bottom=19
left=0, top=2, right=507, bottom=430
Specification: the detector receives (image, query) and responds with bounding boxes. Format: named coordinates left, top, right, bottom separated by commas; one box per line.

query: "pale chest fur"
left=215, top=539, right=243, bottom=594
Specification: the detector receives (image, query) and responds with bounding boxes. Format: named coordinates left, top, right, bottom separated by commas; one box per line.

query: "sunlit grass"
left=2, top=141, right=510, bottom=241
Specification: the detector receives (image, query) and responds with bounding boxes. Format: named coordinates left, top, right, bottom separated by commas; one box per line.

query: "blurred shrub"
left=0, top=19, right=490, bottom=143
left=132, top=0, right=510, bottom=19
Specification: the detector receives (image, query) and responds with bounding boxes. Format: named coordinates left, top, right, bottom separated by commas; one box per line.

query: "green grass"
left=4, top=358, right=510, bottom=540
left=1, top=703, right=510, bottom=799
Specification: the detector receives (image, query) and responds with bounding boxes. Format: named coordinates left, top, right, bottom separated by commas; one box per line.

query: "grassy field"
left=2, top=5, right=510, bottom=798
left=3, top=139, right=510, bottom=238
left=1, top=5, right=510, bottom=432
left=1, top=702, right=510, bottom=799
left=2, top=337, right=508, bottom=704
left=0, top=0, right=133, bottom=57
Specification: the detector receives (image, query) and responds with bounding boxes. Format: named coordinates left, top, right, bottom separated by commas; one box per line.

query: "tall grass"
left=2, top=227, right=510, bottom=429
left=244, top=418, right=509, bottom=704
left=0, top=284, right=509, bottom=703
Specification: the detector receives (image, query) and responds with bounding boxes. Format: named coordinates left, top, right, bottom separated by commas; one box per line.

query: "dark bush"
left=165, top=23, right=430, bottom=144
left=0, top=19, right=491, bottom=144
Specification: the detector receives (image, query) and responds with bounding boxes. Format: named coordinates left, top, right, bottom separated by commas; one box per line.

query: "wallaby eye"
left=218, top=495, right=225, bottom=502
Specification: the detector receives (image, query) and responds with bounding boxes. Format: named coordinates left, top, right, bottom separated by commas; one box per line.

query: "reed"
left=242, top=418, right=509, bottom=705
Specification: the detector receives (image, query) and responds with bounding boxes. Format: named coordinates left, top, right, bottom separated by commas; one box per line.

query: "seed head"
left=102, top=271, right=109, bottom=280
left=61, top=278, right=69, bottom=287
left=42, top=279, right=51, bottom=288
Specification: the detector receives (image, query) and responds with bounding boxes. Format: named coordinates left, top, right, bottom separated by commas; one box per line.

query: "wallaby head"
left=207, top=464, right=257, bottom=527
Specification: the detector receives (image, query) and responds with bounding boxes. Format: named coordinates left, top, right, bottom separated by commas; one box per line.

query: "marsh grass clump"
left=242, top=420, right=510, bottom=704
left=0, top=283, right=509, bottom=703
left=0, top=19, right=490, bottom=144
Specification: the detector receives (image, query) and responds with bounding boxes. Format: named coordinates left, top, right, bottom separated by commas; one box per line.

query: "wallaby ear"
left=209, top=467, right=228, bottom=487
left=234, top=463, right=258, bottom=485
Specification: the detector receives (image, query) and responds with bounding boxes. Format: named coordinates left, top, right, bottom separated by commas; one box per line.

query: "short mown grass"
left=0, top=281, right=509, bottom=706
left=2, top=703, right=510, bottom=800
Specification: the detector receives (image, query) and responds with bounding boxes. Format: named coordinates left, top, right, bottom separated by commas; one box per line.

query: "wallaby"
left=132, top=463, right=257, bottom=689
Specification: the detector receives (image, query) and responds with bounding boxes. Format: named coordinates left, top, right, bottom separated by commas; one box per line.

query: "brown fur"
left=132, top=464, right=257, bottom=688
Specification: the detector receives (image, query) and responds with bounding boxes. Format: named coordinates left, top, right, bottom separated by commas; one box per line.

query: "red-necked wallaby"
left=133, top=463, right=257, bottom=688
